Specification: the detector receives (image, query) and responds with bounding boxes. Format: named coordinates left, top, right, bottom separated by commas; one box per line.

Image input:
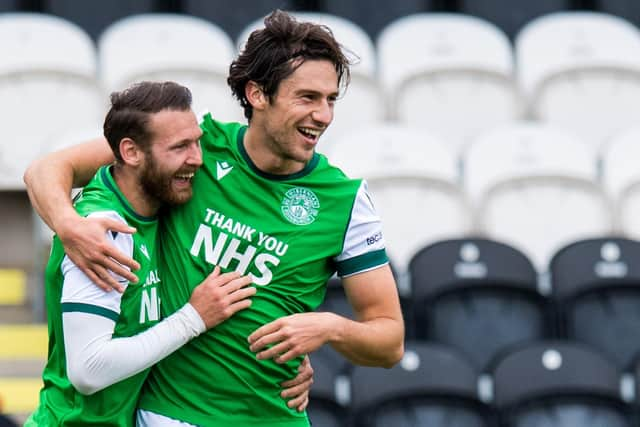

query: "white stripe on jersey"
left=137, top=409, right=198, bottom=426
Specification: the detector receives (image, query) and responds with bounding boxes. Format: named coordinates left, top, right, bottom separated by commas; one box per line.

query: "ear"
left=245, top=81, right=267, bottom=111
left=119, top=138, right=144, bottom=166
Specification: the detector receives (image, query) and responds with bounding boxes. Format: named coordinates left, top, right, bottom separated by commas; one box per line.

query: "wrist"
left=54, top=208, right=83, bottom=238
left=324, top=312, right=346, bottom=345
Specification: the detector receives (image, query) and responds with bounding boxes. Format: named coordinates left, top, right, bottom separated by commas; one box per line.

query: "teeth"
left=300, top=127, right=321, bottom=137
left=175, top=173, right=194, bottom=179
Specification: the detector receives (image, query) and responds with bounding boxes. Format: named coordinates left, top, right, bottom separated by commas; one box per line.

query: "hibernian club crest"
left=281, top=187, right=319, bottom=225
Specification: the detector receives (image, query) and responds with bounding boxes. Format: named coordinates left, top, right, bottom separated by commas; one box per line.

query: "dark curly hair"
left=228, top=10, right=352, bottom=121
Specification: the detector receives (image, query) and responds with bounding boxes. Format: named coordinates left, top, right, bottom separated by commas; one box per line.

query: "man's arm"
left=248, top=264, right=404, bottom=368
left=24, top=138, right=139, bottom=290
left=65, top=267, right=256, bottom=395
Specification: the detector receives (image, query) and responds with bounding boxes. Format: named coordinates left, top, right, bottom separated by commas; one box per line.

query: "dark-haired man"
left=25, top=11, right=404, bottom=427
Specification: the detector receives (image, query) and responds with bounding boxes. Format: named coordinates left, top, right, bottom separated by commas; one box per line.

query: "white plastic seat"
left=98, top=13, right=242, bottom=121
left=516, top=12, right=640, bottom=153
left=0, top=13, right=103, bottom=190
left=601, top=126, right=640, bottom=238
left=236, top=12, right=385, bottom=152
left=377, top=13, right=522, bottom=155
left=465, top=122, right=613, bottom=272
left=329, top=124, right=472, bottom=274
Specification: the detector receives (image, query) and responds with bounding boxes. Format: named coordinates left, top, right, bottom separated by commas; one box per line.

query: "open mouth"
left=173, top=172, right=195, bottom=188
left=298, top=127, right=322, bottom=143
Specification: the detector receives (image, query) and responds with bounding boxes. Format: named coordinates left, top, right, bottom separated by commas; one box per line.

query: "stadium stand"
left=350, top=341, right=492, bottom=427
left=377, top=13, right=522, bottom=155
left=598, top=0, right=640, bottom=27
left=236, top=12, right=385, bottom=149
left=550, top=238, right=640, bottom=370
left=515, top=11, right=640, bottom=153
left=0, top=12, right=103, bottom=190
left=44, top=0, right=154, bottom=40
left=98, top=13, right=242, bottom=121
left=492, top=340, right=633, bottom=427
left=600, top=125, right=640, bottom=239
left=328, top=123, right=472, bottom=276
left=409, top=238, right=550, bottom=372
left=465, top=121, right=613, bottom=272
left=459, top=0, right=570, bottom=40
left=183, top=0, right=294, bottom=43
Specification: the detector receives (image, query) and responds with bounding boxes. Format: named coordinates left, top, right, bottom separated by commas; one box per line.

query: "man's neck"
left=111, top=165, right=159, bottom=217
left=244, top=126, right=306, bottom=176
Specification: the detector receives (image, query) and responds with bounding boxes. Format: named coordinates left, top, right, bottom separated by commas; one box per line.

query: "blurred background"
left=3, top=0, right=640, bottom=426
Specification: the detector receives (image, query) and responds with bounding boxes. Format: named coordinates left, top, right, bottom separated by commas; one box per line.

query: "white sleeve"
left=334, top=180, right=389, bottom=277
left=64, top=304, right=205, bottom=395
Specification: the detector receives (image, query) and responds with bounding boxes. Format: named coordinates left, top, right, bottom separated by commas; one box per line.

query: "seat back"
left=551, top=238, right=640, bottom=369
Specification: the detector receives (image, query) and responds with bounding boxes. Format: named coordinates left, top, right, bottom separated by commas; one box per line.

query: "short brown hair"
left=103, top=81, right=193, bottom=161
left=228, top=10, right=352, bottom=120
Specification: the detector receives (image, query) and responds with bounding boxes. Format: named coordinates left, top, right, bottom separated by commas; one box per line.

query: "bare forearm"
left=328, top=313, right=404, bottom=368
left=23, top=139, right=113, bottom=231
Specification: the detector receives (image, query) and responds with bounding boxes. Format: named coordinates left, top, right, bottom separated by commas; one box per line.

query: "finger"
left=256, top=340, right=290, bottom=360
left=286, top=392, right=309, bottom=410
left=248, top=320, right=281, bottom=344
left=274, top=348, right=300, bottom=364
left=208, top=265, right=221, bottom=279
left=92, top=265, right=125, bottom=293
left=227, top=286, right=257, bottom=303
left=222, top=275, right=254, bottom=293
left=297, top=398, right=309, bottom=412
left=226, top=299, right=253, bottom=315
left=103, top=245, right=140, bottom=273
left=100, top=217, right=136, bottom=235
left=250, top=329, right=285, bottom=352
left=211, top=270, right=242, bottom=286
left=281, top=376, right=312, bottom=395
left=102, top=256, right=138, bottom=284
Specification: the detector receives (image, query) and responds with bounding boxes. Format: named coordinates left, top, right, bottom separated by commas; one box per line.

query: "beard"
left=139, top=153, right=194, bottom=206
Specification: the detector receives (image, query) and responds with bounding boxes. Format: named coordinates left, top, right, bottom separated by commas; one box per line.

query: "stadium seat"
left=458, top=0, right=569, bottom=39
left=329, top=124, right=472, bottom=274
left=183, top=0, right=293, bottom=43
left=601, top=126, right=640, bottom=238
left=550, top=238, right=640, bottom=370
left=377, top=13, right=522, bottom=155
left=515, top=11, right=640, bottom=153
left=598, top=0, right=640, bottom=27
left=409, top=238, right=549, bottom=371
left=0, top=1, right=17, bottom=12
left=492, top=340, right=633, bottom=427
left=98, top=13, right=242, bottom=121
left=350, top=341, right=491, bottom=427
left=307, top=350, right=350, bottom=427
left=0, top=13, right=103, bottom=190
left=45, top=0, right=154, bottom=40
left=324, top=0, right=430, bottom=41
left=465, top=121, right=613, bottom=272
left=236, top=12, right=385, bottom=150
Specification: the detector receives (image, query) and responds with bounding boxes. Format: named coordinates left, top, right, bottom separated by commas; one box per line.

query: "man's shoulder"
left=199, top=112, right=244, bottom=144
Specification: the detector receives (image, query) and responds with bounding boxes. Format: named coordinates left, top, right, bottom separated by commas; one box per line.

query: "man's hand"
left=58, top=215, right=139, bottom=292
left=280, top=355, right=313, bottom=412
left=248, top=312, right=338, bottom=364
left=189, top=266, right=256, bottom=329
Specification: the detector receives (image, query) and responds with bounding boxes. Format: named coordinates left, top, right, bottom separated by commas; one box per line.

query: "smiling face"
left=248, top=59, right=339, bottom=174
left=139, top=109, right=203, bottom=206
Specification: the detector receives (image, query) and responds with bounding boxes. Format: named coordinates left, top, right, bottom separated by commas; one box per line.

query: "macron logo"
left=216, top=161, right=233, bottom=180
left=140, top=244, right=150, bottom=260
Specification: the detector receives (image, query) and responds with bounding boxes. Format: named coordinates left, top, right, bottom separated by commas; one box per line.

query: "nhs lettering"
left=189, top=208, right=289, bottom=286
left=140, top=269, right=161, bottom=323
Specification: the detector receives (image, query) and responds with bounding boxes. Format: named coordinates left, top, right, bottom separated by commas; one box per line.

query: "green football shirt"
left=28, top=166, right=161, bottom=427
left=139, top=114, right=388, bottom=426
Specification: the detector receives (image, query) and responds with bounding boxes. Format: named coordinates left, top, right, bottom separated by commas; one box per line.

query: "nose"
left=187, top=142, right=203, bottom=167
left=312, top=100, right=333, bottom=126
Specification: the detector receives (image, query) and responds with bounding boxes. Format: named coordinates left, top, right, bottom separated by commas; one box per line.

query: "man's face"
left=259, top=59, right=339, bottom=170
left=139, top=109, right=203, bottom=206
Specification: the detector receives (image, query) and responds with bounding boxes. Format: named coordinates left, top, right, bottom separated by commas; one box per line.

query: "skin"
left=23, top=59, right=403, bottom=409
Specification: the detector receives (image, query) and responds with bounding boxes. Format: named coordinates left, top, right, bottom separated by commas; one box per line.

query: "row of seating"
left=2, top=10, right=640, bottom=188
left=326, top=122, right=640, bottom=273
left=308, top=339, right=640, bottom=427
left=322, top=237, right=640, bottom=374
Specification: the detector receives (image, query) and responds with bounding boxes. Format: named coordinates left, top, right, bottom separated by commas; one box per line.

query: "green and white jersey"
left=29, top=166, right=161, bottom=427
left=139, top=114, right=388, bottom=426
